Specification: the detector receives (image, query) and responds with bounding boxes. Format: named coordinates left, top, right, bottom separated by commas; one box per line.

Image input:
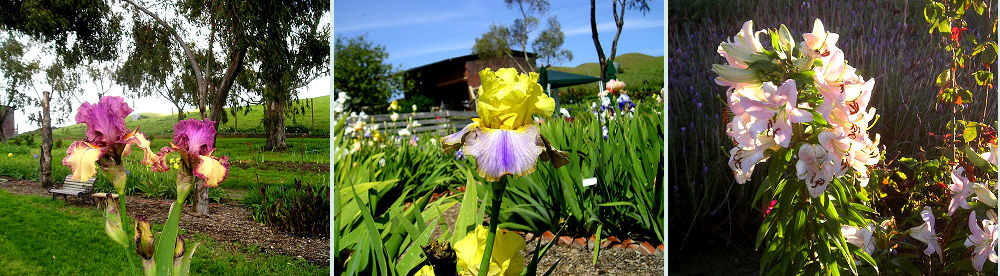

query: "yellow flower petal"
left=194, top=155, right=229, bottom=187
left=62, top=142, right=102, bottom=182
left=476, top=68, right=553, bottom=130
left=454, top=226, right=525, bottom=276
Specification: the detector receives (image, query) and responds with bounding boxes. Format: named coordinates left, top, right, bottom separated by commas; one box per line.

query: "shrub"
left=243, top=178, right=329, bottom=236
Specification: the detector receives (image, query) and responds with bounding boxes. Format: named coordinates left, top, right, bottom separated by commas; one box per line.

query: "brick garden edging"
left=515, top=230, right=664, bottom=257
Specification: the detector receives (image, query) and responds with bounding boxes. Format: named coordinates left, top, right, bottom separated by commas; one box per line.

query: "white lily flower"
left=390, top=112, right=399, bottom=121
left=909, top=206, right=943, bottom=261
left=802, top=19, right=841, bottom=61
left=964, top=210, right=998, bottom=271
left=948, top=166, right=974, bottom=216
left=728, top=136, right=777, bottom=184
left=796, top=144, right=837, bottom=198
left=971, top=182, right=997, bottom=208
left=980, top=143, right=998, bottom=166
left=739, top=80, right=812, bottom=148
left=841, top=224, right=875, bottom=255
left=717, top=20, right=766, bottom=69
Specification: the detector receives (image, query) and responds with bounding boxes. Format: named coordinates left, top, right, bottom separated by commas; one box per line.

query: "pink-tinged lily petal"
left=841, top=224, right=875, bottom=255
left=123, top=131, right=159, bottom=167
left=75, top=96, right=133, bottom=147
left=62, top=141, right=105, bottom=181
left=173, top=119, right=217, bottom=156
left=964, top=211, right=998, bottom=271
left=728, top=136, right=775, bottom=184
left=462, top=125, right=545, bottom=182
left=909, top=206, right=943, bottom=261
left=948, top=166, right=974, bottom=216
left=980, top=144, right=999, bottom=166
left=193, top=154, right=230, bottom=188
left=726, top=115, right=756, bottom=149
left=796, top=144, right=836, bottom=198
left=802, top=19, right=840, bottom=60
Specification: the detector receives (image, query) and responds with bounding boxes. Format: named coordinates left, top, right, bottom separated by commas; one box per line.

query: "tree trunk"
left=39, top=92, right=53, bottom=188
left=589, top=0, right=608, bottom=86
left=0, top=108, right=9, bottom=143
left=264, top=98, right=287, bottom=150
left=209, top=47, right=247, bottom=129
left=191, top=179, right=210, bottom=215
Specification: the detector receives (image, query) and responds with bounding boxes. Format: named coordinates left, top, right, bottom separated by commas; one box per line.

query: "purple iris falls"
left=75, top=96, right=133, bottom=147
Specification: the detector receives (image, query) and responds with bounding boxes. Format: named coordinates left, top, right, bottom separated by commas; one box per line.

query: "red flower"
left=761, top=200, right=777, bottom=219
left=950, top=27, right=967, bottom=44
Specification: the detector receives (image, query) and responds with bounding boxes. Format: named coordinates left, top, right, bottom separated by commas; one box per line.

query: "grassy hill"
left=550, top=53, right=664, bottom=104
left=33, top=95, right=330, bottom=139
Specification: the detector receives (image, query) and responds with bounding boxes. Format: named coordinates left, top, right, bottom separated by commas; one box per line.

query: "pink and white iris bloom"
left=740, top=80, right=812, bottom=148
left=948, top=166, right=974, bottom=216
left=796, top=144, right=837, bottom=198
left=909, top=206, right=943, bottom=261
left=62, top=96, right=159, bottom=183
left=965, top=210, right=998, bottom=271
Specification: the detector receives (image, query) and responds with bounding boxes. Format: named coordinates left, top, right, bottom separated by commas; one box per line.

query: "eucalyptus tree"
left=589, top=0, right=652, bottom=85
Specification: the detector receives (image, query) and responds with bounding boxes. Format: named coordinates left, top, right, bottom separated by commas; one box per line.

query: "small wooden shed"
left=405, top=50, right=537, bottom=111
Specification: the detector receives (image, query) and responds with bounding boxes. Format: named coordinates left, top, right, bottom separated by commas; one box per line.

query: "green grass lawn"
left=550, top=52, right=665, bottom=92
left=0, top=137, right=329, bottom=195
left=35, top=95, right=330, bottom=139
left=0, top=189, right=327, bottom=275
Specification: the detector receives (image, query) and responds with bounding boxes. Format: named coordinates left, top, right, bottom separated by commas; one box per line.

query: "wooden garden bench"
left=49, top=175, right=96, bottom=205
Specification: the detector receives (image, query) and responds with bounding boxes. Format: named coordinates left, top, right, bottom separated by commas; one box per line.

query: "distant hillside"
left=550, top=53, right=664, bottom=94
left=30, top=95, right=330, bottom=139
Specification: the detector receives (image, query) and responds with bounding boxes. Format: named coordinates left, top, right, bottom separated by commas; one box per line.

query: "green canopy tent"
left=538, top=66, right=602, bottom=116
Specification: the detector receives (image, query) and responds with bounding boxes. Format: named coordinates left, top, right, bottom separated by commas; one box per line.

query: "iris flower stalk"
left=62, top=96, right=161, bottom=275
left=442, top=68, right=568, bottom=275
left=139, top=118, right=229, bottom=275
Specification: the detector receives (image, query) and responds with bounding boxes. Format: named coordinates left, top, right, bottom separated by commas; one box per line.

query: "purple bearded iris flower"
left=62, top=96, right=159, bottom=182
left=441, top=68, right=568, bottom=182
left=153, top=119, right=230, bottom=188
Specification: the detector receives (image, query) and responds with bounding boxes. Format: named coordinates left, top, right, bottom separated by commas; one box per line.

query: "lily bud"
left=103, top=197, right=128, bottom=247
left=134, top=215, right=155, bottom=259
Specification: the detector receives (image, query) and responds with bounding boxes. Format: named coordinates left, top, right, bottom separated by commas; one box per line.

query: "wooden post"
left=310, top=98, right=315, bottom=131
left=39, top=91, right=53, bottom=188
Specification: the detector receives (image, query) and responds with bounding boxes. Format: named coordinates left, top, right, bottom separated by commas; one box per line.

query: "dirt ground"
left=0, top=177, right=330, bottom=266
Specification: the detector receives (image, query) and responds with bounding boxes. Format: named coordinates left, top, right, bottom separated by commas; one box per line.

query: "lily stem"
left=478, top=176, right=508, bottom=276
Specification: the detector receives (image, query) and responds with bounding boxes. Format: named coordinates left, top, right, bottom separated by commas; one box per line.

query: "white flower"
left=429, top=138, right=437, bottom=146
left=802, top=19, right=841, bottom=61
left=948, top=166, right=974, bottom=216
left=559, top=108, right=570, bottom=118
left=351, top=140, right=361, bottom=153
left=738, top=80, right=812, bottom=148
left=378, top=158, right=386, bottom=167
left=728, top=136, right=777, bottom=184
left=717, top=20, right=765, bottom=69
left=908, top=206, right=943, bottom=261
left=841, top=224, right=875, bottom=255
left=971, top=182, right=997, bottom=208
left=796, top=144, right=837, bottom=198
left=980, top=143, right=998, bottom=166
left=390, top=112, right=399, bottom=121
left=964, top=210, right=998, bottom=271
left=397, top=129, right=411, bottom=136
left=412, top=104, right=417, bottom=112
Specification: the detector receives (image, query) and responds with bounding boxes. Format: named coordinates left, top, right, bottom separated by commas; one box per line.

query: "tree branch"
left=122, top=0, right=207, bottom=118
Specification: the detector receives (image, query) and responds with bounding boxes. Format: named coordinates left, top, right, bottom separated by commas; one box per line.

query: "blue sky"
left=333, top=0, right=664, bottom=70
